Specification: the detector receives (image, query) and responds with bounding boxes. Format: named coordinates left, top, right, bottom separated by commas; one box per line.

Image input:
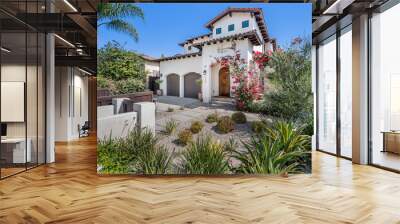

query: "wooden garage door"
left=167, top=74, right=180, bottom=97
left=184, top=73, right=201, bottom=98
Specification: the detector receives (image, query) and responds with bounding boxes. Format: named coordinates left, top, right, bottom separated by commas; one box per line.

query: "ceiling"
left=0, top=0, right=99, bottom=74
left=311, top=0, right=390, bottom=43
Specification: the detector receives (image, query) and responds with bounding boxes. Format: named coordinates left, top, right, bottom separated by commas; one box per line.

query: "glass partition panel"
left=371, top=3, right=400, bottom=171
left=339, top=26, right=352, bottom=158
left=317, top=35, right=337, bottom=154
left=1, top=30, right=27, bottom=177
left=27, top=31, right=38, bottom=169
left=38, top=32, right=45, bottom=165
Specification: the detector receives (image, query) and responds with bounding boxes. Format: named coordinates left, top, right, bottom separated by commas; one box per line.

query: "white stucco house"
left=155, top=8, right=276, bottom=103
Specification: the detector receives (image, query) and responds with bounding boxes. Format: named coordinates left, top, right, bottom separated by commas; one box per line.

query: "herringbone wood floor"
left=1, top=136, right=400, bottom=224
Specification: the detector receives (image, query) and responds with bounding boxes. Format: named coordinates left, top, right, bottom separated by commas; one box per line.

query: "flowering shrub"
left=215, top=51, right=270, bottom=111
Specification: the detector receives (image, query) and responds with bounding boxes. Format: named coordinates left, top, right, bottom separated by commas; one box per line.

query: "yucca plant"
left=177, top=135, right=230, bottom=175
left=163, top=119, right=179, bottom=135
left=231, top=121, right=310, bottom=175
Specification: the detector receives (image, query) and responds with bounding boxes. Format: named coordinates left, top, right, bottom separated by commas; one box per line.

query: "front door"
left=219, top=67, right=230, bottom=97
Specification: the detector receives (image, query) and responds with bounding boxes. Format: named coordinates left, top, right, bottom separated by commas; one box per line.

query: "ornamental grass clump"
left=163, top=119, right=178, bottom=135
left=216, top=116, right=235, bottom=134
left=178, top=129, right=193, bottom=145
left=190, top=121, right=204, bottom=134
left=135, top=145, right=173, bottom=175
left=231, top=111, right=247, bottom=124
left=97, top=128, right=173, bottom=174
left=177, top=135, right=230, bottom=175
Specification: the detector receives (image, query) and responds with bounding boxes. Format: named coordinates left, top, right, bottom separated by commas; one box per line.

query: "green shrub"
left=231, top=112, right=247, bottom=124
left=206, top=112, right=219, bottom=123
left=247, top=101, right=263, bottom=113
left=98, top=41, right=146, bottom=81
left=114, top=78, right=145, bottom=94
left=230, top=121, right=311, bottom=175
left=167, top=107, right=174, bottom=112
left=261, top=39, right=312, bottom=124
left=216, top=116, right=235, bottom=134
left=251, top=121, right=266, bottom=133
left=178, top=135, right=230, bottom=174
left=178, top=129, right=193, bottom=145
left=97, top=136, right=136, bottom=174
left=163, top=119, right=178, bottom=135
left=190, top=121, right=204, bottom=134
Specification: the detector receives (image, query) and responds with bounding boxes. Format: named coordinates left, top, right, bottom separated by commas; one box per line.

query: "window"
left=242, top=20, right=249, bottom=28
left=216, top=27, right=222, bottom=35
left=188, top=46, right=192, bottom=51
left=370, top=3, right=400, bottom=171
left=339, top=26, right=352, bottom=158
left=228, top=24, right=234, bottom=32
left=317, top=35, right=337, bottom=155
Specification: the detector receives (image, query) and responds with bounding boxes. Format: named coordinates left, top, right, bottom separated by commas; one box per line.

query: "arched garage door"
left=167, top=74, right=180, bottom=97
left=184, top=73, right=201, bottom=98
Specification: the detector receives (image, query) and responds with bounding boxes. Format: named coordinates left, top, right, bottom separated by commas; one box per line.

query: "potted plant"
left=155, top=79, right=163, bottom=96
left=196, top=78, right=202, bottom=101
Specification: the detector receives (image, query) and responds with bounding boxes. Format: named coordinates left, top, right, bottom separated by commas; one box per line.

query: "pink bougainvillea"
left=215, top=51, right=270, bottom=110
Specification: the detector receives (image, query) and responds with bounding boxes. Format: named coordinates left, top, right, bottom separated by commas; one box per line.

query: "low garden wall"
left=97, top=100, right=156, bottom=140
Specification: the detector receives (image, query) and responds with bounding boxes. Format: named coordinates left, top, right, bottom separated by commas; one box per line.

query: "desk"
left=1, top=138, right=31, bottom=163
left=382, top=131, right=400, bottom=154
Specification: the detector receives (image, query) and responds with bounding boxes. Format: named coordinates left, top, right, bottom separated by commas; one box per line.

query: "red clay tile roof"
left=204, top=7, right=269, bottom=42
left=139, top=54, right=158, bottom=61
left=192, top=30, right=263, bottom=47
left=178, top=33, right=213, bottom=47
left=156, top=52, right=202, bottom=62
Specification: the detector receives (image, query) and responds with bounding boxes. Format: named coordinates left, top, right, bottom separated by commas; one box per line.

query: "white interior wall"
left=54, top=66, right=89, bottom=141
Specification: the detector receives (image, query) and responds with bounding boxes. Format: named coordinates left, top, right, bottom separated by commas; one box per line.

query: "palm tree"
left=98, top=3, right=144, bottom=42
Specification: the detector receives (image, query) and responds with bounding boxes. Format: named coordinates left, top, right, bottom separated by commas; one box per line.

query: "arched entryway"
left=219, top=67, right=230, bottom=97
left=166, top=74, right=180, bottom=97
left=184, top=72, right=201, bottom=98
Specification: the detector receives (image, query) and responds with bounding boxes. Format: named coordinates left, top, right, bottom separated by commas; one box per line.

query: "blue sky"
left=98, top=3, right=311, bottom=58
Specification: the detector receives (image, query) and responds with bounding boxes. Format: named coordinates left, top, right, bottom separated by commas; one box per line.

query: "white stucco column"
left=202, top=65, right=212, bottom=103
left=179, top=75, right=184, bottom=98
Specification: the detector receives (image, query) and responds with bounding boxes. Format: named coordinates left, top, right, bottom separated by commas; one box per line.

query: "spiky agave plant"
left=177, top=135, right=230, bottom=175
left=231, top=121, right=310, bottom=175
